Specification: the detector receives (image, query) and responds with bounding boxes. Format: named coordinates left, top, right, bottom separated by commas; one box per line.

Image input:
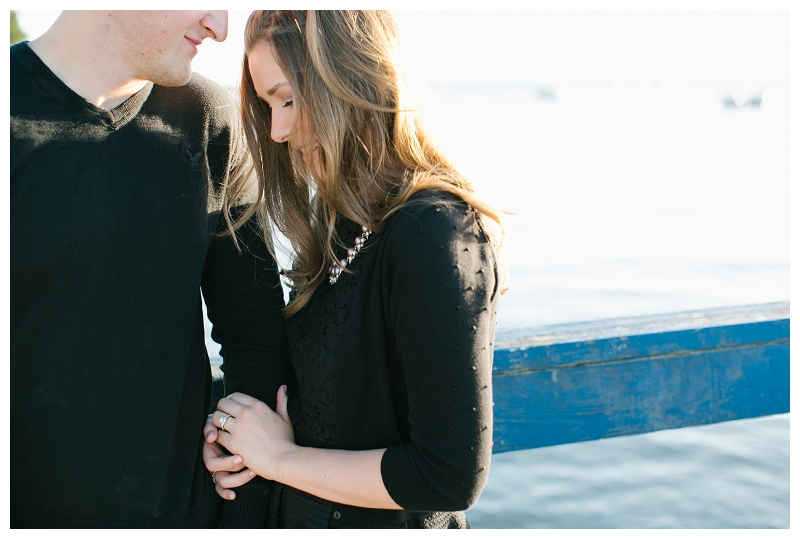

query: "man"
left=11, top=11, right=290, bottom=527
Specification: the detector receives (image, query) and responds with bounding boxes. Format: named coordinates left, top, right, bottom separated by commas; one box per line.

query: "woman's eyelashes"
left=257, top=97, right=291, bottom=109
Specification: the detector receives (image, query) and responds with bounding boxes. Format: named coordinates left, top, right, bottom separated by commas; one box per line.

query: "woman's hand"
left=202, top=414, right=256, bottom=500
left=213, top=388, right=400, bottom=509
left=210, top=386, right=296, bottom=482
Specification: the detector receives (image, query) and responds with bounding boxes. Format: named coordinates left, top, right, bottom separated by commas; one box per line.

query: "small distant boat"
left=724, top=91, right=762, bottom=108
left=534, top=86, right=558, bottom=100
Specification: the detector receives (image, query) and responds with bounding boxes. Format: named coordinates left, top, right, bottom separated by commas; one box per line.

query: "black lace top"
left=286, top=218, right=366, bottom=450
left=278, top=191, right=499, bottom=528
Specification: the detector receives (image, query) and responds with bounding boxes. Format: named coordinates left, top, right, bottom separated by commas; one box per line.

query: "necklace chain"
left=329, top=225, right=372, bottom=285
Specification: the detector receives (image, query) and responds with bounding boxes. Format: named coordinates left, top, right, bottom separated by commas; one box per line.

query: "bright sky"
left=14, top=9, right=790, bottom=89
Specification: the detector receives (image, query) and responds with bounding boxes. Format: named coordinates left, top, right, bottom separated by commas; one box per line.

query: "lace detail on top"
left=278, top=486, right=332, bottom=528
left=285, top=218, right=375, bottom=449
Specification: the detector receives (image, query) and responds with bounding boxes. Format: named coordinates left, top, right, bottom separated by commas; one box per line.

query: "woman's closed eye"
left=257, top=97, right=291, bottom=109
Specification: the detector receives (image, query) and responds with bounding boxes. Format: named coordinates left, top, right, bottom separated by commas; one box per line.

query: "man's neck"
left=28, top=12, right=149, bottom=111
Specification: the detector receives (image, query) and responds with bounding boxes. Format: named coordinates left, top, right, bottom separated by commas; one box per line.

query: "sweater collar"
left=15, top=41, right=153, bottom=130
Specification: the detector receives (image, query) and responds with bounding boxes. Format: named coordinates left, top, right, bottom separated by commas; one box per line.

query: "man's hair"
left=224, top=10, right=505, bottom=315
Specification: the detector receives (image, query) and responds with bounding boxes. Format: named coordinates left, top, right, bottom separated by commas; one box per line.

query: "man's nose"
left=202, top=11, right=228, bottom=42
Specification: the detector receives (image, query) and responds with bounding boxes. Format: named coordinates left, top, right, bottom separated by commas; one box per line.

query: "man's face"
left=113, top=11, right=228, bottom=86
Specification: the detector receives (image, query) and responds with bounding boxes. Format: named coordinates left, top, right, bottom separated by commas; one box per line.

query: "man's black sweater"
left=10, top=42, right=290, bottom=528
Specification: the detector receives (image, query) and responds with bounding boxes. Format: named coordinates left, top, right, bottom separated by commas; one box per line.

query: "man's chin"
left=149, top=67, right=194, bottom=87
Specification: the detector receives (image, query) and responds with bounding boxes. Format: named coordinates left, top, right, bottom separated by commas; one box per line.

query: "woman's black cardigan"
left=284, top=190, right=500, bottom=513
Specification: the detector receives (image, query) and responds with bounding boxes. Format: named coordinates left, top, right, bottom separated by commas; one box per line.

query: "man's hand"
left=203, top=414, right=256, bottom=500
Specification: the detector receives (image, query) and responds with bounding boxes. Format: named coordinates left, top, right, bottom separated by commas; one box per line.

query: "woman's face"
left=248, top=41, right=321, bottom=176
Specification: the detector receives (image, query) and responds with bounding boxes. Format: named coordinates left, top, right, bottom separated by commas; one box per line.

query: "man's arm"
left=203, top=213, right=290, bottom=407
left=201, top=210, right=292, bottom=527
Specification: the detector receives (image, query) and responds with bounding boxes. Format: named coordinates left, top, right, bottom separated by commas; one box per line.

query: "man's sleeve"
left=201, top=211, right=293, bottom=527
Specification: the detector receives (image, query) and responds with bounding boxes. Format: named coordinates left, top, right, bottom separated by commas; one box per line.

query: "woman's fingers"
left=215, top=394, right=278, bottom=433
left=202, top=436, right=225, bottom=459
left=276, top=385, right=290, bottom=422
left=218, top=468, right=257, bottom=489
left=214, top=481, right=235, bottom=500
left=212, top=469, right=257, bottom=500
left=211, top=410, right=237, bottom=433
left=223, top=392, right=260, bottom=406
left=203, top=418, right=244, bottom=473
left=215, top=398, right=245, bottom=418
left=203, top=444, right=244, bottom=472
left=211, top=470, right=238, bottom=501
left=204, top=414, right=218, bottom=442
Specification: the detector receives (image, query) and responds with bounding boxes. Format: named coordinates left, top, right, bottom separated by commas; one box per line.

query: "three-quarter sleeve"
left=379, top=195, right=499, bottom=511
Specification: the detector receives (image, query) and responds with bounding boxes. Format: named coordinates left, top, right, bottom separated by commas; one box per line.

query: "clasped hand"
left=203, top=385, right=295, bottom=500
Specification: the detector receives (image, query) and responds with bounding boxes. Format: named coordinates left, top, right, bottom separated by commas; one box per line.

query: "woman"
left=205, top=10, right=505, bottom=528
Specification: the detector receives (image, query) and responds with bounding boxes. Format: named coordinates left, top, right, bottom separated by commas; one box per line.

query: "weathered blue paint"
left=491, top=302, right=789, bottom=453
left=494, top=319, right=788, bottom=373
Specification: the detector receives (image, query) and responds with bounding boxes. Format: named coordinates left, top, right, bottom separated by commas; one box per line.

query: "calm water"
left=206, top=82, right=790, bottom=528
left=466, top=414, right=790, bottom=528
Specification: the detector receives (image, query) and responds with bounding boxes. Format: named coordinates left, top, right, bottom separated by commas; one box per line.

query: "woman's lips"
left=296, top=144, right=319, bottom=159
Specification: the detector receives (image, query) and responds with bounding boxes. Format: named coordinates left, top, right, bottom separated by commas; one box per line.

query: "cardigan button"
left=333, top=510, right=342, bottom=520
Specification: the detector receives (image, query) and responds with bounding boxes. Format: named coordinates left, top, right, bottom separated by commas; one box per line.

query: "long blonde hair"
left=223, top=10, right=505, bottom=316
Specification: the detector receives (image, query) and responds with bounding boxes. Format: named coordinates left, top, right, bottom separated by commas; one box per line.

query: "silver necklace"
left=329, top=225, right=372, bottom=284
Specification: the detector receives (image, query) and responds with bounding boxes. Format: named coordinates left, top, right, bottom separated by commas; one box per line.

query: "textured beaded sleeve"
left=379, top=193, right=499, bottom=511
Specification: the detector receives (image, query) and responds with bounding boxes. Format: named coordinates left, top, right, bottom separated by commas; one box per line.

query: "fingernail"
left=206, top=433, right=213, bottom=441
left=228, top=493, right=235, bottom=500
left=233, top=456, right=242, bottom=464
left=249, top=471, right=256, bottom=477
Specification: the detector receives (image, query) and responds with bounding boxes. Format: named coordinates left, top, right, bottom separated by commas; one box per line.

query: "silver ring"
left=219, top=413, right=231, bottom=432
left=211, top=471, right=217, bottom=484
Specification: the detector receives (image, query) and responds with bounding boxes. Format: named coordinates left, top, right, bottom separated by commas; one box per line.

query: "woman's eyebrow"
left=267, top=82, right=289, bottom=96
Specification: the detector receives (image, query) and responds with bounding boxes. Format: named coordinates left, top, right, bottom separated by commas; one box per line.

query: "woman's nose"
left=271, top=114, right=290, bottom=144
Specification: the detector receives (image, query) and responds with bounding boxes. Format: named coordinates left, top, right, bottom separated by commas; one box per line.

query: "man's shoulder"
left=10, top=41, right=42, bottom=85
left=150, top=72, right=238, bottom=128
left=187, top=72, right=236, bottom=104
left=10, top=40, right=32, bottom=64
left=159, top=72, right=236, bottom=110
left=10, top=40, right=27, bottom=60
